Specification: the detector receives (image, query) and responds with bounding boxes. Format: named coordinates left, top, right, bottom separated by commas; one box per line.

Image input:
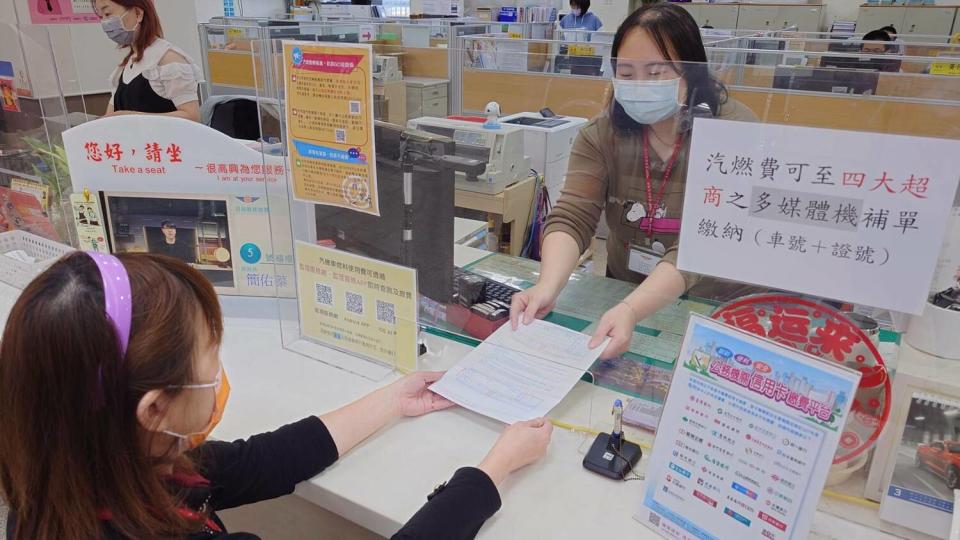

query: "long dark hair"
left=609, top=3, right=726, bottom=132
left=0, top=253, right=223, bottom=540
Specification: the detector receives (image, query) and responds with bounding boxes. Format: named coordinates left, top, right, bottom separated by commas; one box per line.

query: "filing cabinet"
left=405, top=77, right=449, bottom=120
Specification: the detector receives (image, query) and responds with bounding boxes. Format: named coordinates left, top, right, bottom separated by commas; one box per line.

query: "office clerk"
left=511, top=3, right=756, bottom=359
left=559, top=0, right=603, bottom=31
left=0, top=253, right=552, bottom=540
left=95, top=0, right=202, bottom=121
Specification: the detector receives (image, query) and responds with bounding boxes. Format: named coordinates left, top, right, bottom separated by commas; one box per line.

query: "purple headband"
left=86, top=252, right=132, bottom=356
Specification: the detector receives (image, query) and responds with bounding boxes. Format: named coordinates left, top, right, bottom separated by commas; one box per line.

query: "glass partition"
left=210, top=34, right=960, bottom=510
left=0, top=22, right=90, bottom=248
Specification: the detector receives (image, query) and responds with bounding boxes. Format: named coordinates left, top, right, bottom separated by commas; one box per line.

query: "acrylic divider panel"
left=638, top=314, right=860, bottom=540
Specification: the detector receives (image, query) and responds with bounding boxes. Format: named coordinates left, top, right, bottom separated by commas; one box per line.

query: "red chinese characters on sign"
left=105, top=143, right=123, bottom=161
left=719, top=307, right=766, bottom=337
left=166, top=144, right=183, bottom=163
left=810, top=319, right=862, bottom=362
left=82, top=141, right=185, bottom=164
left=145, top=143, right=162, bottom=163
left=768, top=306, right=810, bottom=348
left=85, top=142, right=103, bottom=162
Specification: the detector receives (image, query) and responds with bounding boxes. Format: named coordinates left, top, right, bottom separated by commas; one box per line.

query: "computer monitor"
left=102, top=193, right=236, bottom=289
left=315, top=33, right=360, bottom=43
left=745, top=38, right=786, bottom=66
left=773, top=66, right=880, bottom=95
left=313, top=123, right=456, bottom=303
left=820, top=55, right=902, bottom=73
left=554, top=51, right=604, bottom=76
left=827, top=40, right=863, bottom=53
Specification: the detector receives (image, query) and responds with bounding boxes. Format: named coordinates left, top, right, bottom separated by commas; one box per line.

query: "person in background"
left=861, top=28, right=895, bottom=54
left=0, top=252, right=553, bottom=540
left=511, top=3, right=757, bottom=359
left=879, top=25, right=906, bottom=55
left=95, top=0, right=202, bottom=121
left=560, top=0, right=602, bottom=31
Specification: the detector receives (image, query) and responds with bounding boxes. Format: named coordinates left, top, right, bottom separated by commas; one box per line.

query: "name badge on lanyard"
left=628, top=241, right=666, bottom=276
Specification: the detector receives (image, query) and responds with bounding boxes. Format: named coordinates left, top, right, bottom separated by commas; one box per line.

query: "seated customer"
left=0, top=252, right=553, bottom=540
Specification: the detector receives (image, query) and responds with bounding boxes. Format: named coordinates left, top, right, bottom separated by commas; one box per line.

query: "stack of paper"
left=430, top=320, right=605, bottom=424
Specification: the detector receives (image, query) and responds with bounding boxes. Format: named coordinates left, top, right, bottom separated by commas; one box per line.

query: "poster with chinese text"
left=70, top=193, right=108, bottom=252
left=295, top=241, right=417, bottom=372
left=638, top=314, right=860, bottom=540
left=283, top=41, right=379, bottom=216
left=677, top=119, right=960, bottom=315
left=62, top=116, right=296, bottom=298
left=28, top=0, right=99, bottom=24
left=0, top=61, right=20, bottom=113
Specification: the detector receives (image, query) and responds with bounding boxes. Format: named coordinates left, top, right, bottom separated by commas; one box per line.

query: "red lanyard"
left=641, top=128, right=684, bottom=238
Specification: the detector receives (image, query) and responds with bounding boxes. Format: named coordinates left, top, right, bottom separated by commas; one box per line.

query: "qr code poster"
left=283, top=41, right=379, bottom=217
left=295, top=241, right=418, bottom=372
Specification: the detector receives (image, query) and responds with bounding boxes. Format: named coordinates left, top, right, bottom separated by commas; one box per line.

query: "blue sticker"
left=240, top=243, right=262, bottom=264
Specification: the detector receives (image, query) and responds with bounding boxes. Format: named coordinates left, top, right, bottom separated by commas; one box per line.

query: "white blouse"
left=108, top=38, right=203, bottom=107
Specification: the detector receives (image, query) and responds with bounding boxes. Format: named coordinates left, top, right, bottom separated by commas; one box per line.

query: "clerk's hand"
left=588, top=302, right=638, bottom=360
left=389, top=371, right=455, bottom=418
left=509, top=284, right=560, bottom=330
left=478, top=418, right=554, bottom=486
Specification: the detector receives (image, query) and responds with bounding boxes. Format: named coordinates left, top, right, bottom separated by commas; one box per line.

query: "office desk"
left=0, top=249, right=924, bottom=540
left=455, top=176, right=537, bottom=257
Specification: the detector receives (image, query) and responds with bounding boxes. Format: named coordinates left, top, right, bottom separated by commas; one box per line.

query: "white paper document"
left=429, top=320, right=605, bottom=424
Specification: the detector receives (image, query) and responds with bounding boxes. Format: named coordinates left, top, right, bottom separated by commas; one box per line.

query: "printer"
left=406, top=117, right=530, bottom=194
left=500, top=112, right=588, bottom=203
left=373, top=55, right=402, bottom=83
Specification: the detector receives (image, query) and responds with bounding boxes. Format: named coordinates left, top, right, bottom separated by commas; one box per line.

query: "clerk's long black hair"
left=609, top=3, right=727, bottom=133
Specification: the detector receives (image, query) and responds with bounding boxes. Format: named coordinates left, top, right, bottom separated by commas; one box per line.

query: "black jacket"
left=6, top=416, right=502, bottom=539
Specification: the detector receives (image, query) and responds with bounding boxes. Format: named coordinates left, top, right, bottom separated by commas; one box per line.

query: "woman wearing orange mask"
left=0, top=253, right=552, bottom=539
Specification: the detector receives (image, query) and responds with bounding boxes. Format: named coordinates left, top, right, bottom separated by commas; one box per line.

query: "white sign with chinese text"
left=63, top=116, right=295, bottom=298
left=677, top=119, right=960, bottom=314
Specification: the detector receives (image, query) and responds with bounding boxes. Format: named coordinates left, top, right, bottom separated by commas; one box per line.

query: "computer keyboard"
left=453, top=267, right=522, bottom=321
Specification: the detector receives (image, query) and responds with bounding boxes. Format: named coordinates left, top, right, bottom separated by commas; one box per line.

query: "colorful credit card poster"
left=295, top=241, right=417, bottom=372
left=29, top=0, right=99, bottom=24
left=283, top=41, right=379, bottom=216
left=638, top=314, right=860, bottom=540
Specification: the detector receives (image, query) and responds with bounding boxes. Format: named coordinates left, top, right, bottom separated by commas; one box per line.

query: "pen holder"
left=905, top=301, right=960, bottom=360
left=583, top=432, right=642, bottom=480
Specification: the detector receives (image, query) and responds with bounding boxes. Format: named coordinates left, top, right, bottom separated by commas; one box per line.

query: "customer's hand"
left=389, top=371, right=455, bottom=418
left=509, top=284, right=560, bottom=330
left=588, top=302, right=638, bottom=360
left=477, top=418, right=553, bottom=486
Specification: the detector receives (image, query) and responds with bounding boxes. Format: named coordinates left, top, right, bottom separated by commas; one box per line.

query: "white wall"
left=823, top=0, right=862, bottom=28
left=235, top=0, right=286, bottom=18
left=2, top=0, right=223, bottom=99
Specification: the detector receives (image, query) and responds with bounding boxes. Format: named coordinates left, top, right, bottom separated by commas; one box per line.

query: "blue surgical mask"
left=571, top=8, right=582, bottom=16
left=613, top=77, right=682, bottom=125
left=101, top=9, right=137, bottom=47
